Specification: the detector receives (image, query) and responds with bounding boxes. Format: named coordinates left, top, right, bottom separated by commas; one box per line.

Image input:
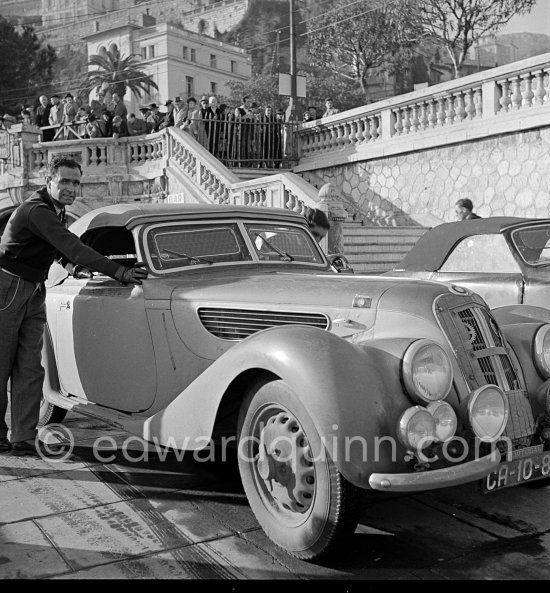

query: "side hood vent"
left=198, top=307, right=330, bottom=340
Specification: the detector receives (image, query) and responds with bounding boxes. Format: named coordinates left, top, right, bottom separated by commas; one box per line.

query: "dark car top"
left=396, top=217, right=541, bottom=272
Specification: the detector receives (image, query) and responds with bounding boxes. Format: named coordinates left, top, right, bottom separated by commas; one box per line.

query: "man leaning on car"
left=0, top=156, right=148, bottom=457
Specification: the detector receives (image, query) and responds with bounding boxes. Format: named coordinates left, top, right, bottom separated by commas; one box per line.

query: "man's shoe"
left=0, top=437, right=12, bottom=453
left=11, top=439, right=64, bottom=457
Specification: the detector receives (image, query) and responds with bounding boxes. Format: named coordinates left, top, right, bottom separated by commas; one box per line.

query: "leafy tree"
left=226, top=73, right=282, bottom=109
left=306, top=0, right=422, bottom=101
left=49, top=44, right=89, bottom=98
left=412, top=0, right=537, bottom=78
left=0, top=16, right=56, bottom=112
left=223, top=0, right=308, bottom=75
left=84, top=47, right=158, bottom=102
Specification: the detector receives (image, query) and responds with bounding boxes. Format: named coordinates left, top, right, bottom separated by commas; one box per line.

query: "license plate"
left=482, top=448, right=550, bottom=492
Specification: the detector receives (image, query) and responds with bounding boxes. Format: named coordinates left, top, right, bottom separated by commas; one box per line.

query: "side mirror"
left=328, top=254, right=354, bottom=274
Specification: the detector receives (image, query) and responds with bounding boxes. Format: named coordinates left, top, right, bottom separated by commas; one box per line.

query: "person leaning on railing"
left=127, top=113, right=149, bottom=136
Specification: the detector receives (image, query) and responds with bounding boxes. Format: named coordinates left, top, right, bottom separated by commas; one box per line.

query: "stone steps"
left=343, top=224, right=428, bottom=274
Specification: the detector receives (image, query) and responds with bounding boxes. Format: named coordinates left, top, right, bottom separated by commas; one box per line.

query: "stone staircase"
left=344, top=221, right=429, bottom=274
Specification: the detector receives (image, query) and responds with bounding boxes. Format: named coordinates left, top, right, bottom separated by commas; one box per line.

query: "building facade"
left=37, top=0, right=249, bottom=48
left=0, top=0, right=42, bottom=23
left=40, top=0, right=122, bottom=27
left=83, top=14, right=251, bottom=113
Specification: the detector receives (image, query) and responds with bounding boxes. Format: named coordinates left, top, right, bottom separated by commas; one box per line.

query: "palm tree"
left=84, top=47, right=158, bottom=102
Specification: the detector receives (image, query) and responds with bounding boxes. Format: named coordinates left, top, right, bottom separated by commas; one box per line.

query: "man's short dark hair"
left=306, top=208, right=330, bottom=230
left=47, top=155, right=82, bottom=178
left=243, top=96, right=250, bottom=102
left=455, top=198, right=474, bottom=211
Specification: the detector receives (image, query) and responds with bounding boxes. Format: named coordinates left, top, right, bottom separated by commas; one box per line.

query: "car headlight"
left=466, top=385, right=509, bottom=443
left=402, top=339, right=453, bottom=404
left=427, top=401, right=457, bottom=442
left=398, top=406, right=436, bottom=450
left=534, top=325, right=550, bottom=378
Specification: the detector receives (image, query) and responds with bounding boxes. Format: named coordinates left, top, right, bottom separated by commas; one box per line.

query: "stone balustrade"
left=29, top=133, right=167, bottom=180
left=165, top=127, right=319, bottom=217
left=296, top=52, right=550, bottom=172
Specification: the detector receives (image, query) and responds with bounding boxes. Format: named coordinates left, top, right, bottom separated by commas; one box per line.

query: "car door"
left=430, top=233, right=524, bottom=308
left=54, top=273, right=157, bottom=412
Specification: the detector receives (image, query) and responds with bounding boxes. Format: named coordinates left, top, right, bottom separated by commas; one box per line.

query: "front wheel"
left=237, top=378, right=362, bottom=561
left=38, top=395, right=67, bottom=427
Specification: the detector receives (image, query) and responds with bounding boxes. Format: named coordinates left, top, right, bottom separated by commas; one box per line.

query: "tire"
left=237, top=378, right=362, bottom=561
left=38, top=395, right=67, bottom=427
left=7, top=379, right=67, bottom=428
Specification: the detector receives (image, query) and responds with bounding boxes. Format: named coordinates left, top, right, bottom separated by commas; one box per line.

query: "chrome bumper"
left=368, top=450, right=501, bottom=492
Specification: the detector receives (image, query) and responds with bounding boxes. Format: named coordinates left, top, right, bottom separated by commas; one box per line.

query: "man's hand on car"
left=118, top=262, right=148, bottom=285
left=72, top=265, right=94, bottom=279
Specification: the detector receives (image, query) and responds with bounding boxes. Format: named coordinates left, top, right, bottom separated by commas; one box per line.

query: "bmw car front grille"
left=435, top=295, right=535, bottom=440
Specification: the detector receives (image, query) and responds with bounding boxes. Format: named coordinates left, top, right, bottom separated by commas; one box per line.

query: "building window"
left=190, top=48, right=196, bottom=63
left=210, top=82, right=217, bottom=95
left=230, top=60, right=236, bottom=74
left=141, top=47, right=147, bottom=59
left=210, top=54, right=216, bottom=68
left=182, top=46, right=188, bottom=60
left=148, top=45, right=155, bottom=59
left=186, top=76, right=194, bottom=97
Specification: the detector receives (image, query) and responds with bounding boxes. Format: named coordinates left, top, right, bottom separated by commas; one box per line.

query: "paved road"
left=1, top=411, right=550, bottom=580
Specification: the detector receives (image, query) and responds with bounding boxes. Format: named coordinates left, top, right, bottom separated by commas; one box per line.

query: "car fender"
left=142, top=325, right=417, bottom=488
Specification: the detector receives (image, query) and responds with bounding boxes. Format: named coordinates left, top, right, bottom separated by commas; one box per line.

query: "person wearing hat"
left=35, top=95, right=53, bottom=141
left=1, top=114, right=17, bottom=130
left=48, top=95, right=63, bottom=138
left=61, top=93, right=78, bottom=139
left=173, top=97, right=186, bottom=128
left=193, top=95, right=213, bottom=148
left=234, top=96, right=254, bottom=166
left=137, top=106, right=151, bottom=133
left=0, top=155, right=148, bottom=456
left=159, top=99, right=175, bottom=130
left=180, top=97, right=198, bottom=135
left=146, top=103, right=163, bottom=133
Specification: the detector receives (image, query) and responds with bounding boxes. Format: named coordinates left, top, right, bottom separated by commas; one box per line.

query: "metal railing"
left=174, top=117, right=299, bottom=170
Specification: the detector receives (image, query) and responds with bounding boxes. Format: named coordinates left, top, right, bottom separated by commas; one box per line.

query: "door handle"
left=58, top=300, right=71, bottom=310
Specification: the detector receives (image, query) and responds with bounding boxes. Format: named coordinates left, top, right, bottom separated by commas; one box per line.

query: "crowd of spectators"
left=1, top=92, right=340, bottom=169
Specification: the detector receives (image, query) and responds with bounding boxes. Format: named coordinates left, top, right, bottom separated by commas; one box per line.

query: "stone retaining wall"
left=308, top=126, right=550, bottom=227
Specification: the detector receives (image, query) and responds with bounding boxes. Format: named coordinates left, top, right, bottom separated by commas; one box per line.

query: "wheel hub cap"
left=256, top=411, right=315, bottom=513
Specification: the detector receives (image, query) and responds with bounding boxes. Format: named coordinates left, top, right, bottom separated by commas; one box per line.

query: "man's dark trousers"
left=0, top=268, right=46, bottom=443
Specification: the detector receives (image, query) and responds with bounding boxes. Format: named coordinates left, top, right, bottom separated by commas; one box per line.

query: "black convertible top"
left=396, top=217, right=544, bottom=272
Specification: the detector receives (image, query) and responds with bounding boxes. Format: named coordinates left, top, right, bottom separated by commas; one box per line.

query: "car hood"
left=151, top=268, right=479, bottom=361
left=159, top=270, right=442, bottom=309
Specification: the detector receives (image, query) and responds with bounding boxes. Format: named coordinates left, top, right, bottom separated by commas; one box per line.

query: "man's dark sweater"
left=0, top=188, right=123, bottom=282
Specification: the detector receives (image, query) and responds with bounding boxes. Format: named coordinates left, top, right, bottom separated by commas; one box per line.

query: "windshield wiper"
left=253, top=232, right=295, bottom=262
left=161, top=248, right=213, bottom=265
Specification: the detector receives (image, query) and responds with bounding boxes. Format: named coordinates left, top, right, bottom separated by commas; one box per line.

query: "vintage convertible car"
left=388, top=217, right=550, bottom=309
left=41, top=204, right=550, bottom=560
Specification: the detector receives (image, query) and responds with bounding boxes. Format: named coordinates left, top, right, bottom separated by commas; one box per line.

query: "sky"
left=499, top=0, right=550, bottom=35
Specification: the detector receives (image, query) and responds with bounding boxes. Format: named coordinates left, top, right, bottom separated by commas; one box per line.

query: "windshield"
left=145, top=223, right=253, bottom=271
left=244, top=223, right=326, bottom=264
left=511, top=225, right=550, bottom=266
